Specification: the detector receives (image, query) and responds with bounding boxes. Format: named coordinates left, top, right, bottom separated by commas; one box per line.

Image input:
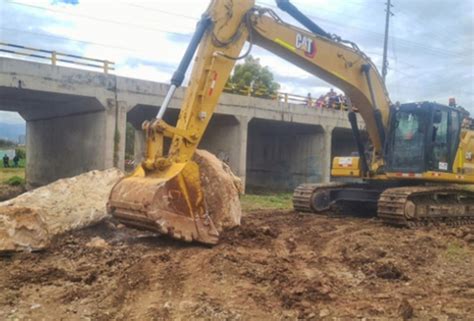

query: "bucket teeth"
left=107, top=165, right=220, bottom=245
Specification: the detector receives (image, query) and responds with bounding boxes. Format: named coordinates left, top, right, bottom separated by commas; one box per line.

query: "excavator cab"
left=385, top=102, right=463, bottom=174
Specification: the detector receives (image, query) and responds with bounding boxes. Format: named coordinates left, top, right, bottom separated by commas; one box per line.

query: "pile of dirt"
left=0, top=169, right=124, bottom=253
left=0, top=184, right=25, bottom=202
left=1, top=211, right=472, bottom=320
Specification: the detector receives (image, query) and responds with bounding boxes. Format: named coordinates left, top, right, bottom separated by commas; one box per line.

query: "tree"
left=0, top=138, right=16, bottom=149
left=15, top=147, right=26, bottom=160
left=225, top=55, right=280, bottom=99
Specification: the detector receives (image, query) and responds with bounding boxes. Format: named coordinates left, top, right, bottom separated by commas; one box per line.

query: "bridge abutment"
left=246, top=119, right=331, bottom=191
left=25, top=110, right=107, bottom=187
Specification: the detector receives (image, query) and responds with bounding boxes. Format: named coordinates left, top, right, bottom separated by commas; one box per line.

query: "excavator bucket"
left=106, top=0, right=252, bottom=245
left=107, top=161, right=219, bottom=245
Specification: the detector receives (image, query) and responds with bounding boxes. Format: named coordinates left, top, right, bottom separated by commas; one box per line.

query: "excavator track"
left=293, top=182, right=347, bottom=213
left=378, top=186, right=474, bottom=227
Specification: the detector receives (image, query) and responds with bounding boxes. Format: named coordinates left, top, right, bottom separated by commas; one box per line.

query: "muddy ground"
left=0, top=210, right=473, bottom=320
left=0, top=184, right=24, bottom=202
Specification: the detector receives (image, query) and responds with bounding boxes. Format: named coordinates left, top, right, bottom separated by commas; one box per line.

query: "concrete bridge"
left=0, top=57, right=362, bottom=190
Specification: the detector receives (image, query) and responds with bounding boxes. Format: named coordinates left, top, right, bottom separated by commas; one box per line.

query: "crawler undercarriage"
left=293, top=183, right=474, bottom=227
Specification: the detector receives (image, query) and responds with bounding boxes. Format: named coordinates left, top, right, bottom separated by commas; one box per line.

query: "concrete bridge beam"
left=321, top=125, right=334, bottom=183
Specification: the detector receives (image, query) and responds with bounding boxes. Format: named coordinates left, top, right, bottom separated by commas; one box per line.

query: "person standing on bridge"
left=3, top=154, right=10, bottom=168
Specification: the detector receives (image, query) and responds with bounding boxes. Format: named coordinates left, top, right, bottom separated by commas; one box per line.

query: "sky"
left=0, top=0, right=472, bottom=124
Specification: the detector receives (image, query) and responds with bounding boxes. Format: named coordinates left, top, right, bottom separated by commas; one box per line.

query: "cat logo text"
left=296, top=33, right=316, bottom=58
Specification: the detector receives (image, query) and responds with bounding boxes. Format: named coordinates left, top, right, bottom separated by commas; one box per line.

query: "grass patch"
left=0, top=167, right=25, bottom=183
left=240, top=193, right=293, bottom=212
left=444, top=241, right=467, bottom=261
left=5, top=175, right=25, bottom=186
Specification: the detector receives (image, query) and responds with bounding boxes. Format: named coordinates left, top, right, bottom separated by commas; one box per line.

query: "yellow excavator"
left=108, top=0, right=474, bottom=244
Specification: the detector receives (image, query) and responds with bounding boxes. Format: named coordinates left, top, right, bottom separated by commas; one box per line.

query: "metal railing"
left=0, top=42, right=115, bottom=73
left=224, top=83, right=351, bottom=111
left=0, top=43, right=352, bottom=111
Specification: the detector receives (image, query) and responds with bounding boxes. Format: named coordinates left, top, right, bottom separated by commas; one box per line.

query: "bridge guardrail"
left=0, top=43, right=352, bottom=111
left=0, top=42, right=115, bottom=73
left=224, top=83, right=351, bottom=111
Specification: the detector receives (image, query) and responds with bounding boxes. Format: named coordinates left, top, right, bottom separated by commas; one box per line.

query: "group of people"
left=307, top=89, right=352, bottom=111
left=3, top=154, right=20, bottom=168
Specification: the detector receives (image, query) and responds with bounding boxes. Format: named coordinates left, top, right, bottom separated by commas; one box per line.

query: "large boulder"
left=193, top=150, right=242, bottom=232
left=0, top=168, right=124, bottom=253
left=0, top=150, right=242, bottom=253
left=0, top=207, right=49, bottom=253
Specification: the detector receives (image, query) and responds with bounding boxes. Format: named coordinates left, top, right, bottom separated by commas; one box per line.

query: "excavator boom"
left=108, top=0, right=388, bottom=244
left=108, top=0, right=474, bottom=244
left=108, top=0, right=254, bottom=244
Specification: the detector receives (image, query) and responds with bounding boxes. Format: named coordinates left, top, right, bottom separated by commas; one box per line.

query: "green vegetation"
left=5, top=175, right=25, bottom=186
left=225, top=55, right=280, bottom=98
left=15, top=147, right=26, bottom=160
left=0, top=138, right=16, bottom=149
left=240, top=193, right=293, bottom=212
left=1, top=148, right=26, bottom=184
left=444, top=241, right=467, bottom=261
left=0, top=168, right=25, bottom=185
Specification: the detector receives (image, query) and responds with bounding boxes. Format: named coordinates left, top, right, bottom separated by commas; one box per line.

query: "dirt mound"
left=0, top=184, right=25, bottom=202
left=0, top=168, right=124, bottom=253
left=0, top=212, right=473, bottom=319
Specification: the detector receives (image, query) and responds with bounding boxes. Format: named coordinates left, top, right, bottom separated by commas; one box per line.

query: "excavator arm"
left=108, top=0, right=392, bottom=244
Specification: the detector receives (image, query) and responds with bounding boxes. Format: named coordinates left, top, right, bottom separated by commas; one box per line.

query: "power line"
left=0, top=16, right=444, bottom=74
left=117, top=1, right=199, bottom=21
left=0, top=26, right=190, bottom=58
left=7, top=1, right=193, bottom=37
left=258, top=0, right=469, bottom=59
left=9, top=0, right=470, bottom=59
left=3, top=26, right=418, bottom=68
left=3, top=1, right=470, bottom=75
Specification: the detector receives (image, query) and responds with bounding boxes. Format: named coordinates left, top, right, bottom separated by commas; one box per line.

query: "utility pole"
left=382, top=0, right=394, bottom=82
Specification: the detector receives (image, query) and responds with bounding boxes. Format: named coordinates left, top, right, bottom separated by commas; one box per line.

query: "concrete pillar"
left=236, top=116, right=249, bottom=188
left=134, top=129, right=146, bottom=165
left=199, top=115, right=249, bottom=188
left=25, top=111, right=106, bottom=187
left=104, top=99, right=127, bottom=170
left=321, top=125, right=334, bottom=183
